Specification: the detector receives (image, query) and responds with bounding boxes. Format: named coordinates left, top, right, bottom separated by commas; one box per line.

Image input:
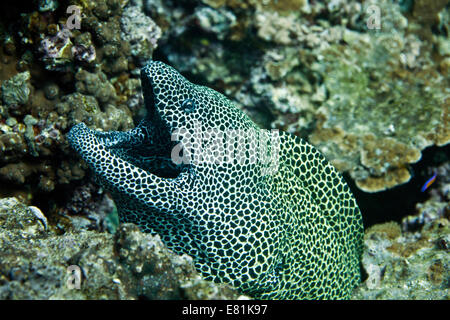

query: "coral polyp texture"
left=67, top=61, right=363, bottom=299
left=0, top=0, right=156, bottom=203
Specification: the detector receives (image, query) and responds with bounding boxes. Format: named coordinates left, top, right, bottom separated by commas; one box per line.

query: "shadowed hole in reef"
left=346, top=144, right=449, bottom=229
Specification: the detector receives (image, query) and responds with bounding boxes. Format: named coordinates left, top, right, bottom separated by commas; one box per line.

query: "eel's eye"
left=181, top=98, right=195, bottom=113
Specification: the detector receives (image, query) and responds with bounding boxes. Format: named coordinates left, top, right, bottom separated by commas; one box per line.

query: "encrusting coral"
left=0, top=0, right=157, bottom=204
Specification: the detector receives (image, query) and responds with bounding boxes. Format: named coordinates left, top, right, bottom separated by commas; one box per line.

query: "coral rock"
left=1, top=71, right=31, bottom=106
left=0, top=197, right=245, bottom=299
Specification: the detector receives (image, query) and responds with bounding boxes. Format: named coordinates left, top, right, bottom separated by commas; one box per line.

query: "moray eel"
left=67, top=61, right=363, bottom=299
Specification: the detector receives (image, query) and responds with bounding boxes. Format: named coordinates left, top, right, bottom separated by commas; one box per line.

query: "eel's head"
left=67, top=61, right=257, bottom=187
left=141, top=60, right=255, bottom=134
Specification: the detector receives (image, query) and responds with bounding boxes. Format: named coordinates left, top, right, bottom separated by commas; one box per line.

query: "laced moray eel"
left=67, top=60, right=364, bottom=299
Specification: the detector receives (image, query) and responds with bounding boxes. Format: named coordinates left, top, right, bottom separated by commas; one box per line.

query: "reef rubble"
left=0, top=197, right=246, bottom=299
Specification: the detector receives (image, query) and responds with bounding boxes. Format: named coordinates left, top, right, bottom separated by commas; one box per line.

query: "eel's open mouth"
left=99, top=120, right=181, bottom=179
left=68, top=98, right=181, bottom=181
left=67, top=62, right=184, bottom=180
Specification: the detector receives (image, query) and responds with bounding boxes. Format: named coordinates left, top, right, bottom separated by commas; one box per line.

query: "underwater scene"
left=0, top=0, right=448, bottom=300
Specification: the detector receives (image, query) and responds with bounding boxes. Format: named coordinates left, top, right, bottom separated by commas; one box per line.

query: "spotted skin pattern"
left=67, top=61, right=364, bottom=299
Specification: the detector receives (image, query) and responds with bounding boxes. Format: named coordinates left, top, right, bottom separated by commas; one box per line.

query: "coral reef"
left=309, top=28, right=448, bottom=192
left=147, top=0, right=449, bottom=192
left=39, top=26, right=74, bottom=71
left=353, top=161, right=449, bottom=299
left=120, top=4, right=162, bottom=66
left=0, top=0, right=152, bottom=205
left=0, top=197, right=246, bottom=299
left=0, top=0, right=448, bottom=300
left=75, top=69, right=118, bottom=106
left=352, top=217, right=449, bottom=299
left=58, top=181, right=118, bottom=233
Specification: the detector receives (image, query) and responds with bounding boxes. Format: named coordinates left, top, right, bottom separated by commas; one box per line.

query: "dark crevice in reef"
left=32, top=177, right=86, bottom=222
left=151, top=47, right=170, bottom=66
left=348, top=144, right=449, bottom=229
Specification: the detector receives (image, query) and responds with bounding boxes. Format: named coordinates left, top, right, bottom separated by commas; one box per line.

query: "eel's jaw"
left=67, top=122, right=184, bottom=212
left=67, top=123, right=121, bottom=175
left=66, top=122, right=93, bottom=156
left=68, top=122, right=135, bottom=154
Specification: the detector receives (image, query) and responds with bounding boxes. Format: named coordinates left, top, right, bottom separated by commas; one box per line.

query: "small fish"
left=421, top=172, right=437, bottom=192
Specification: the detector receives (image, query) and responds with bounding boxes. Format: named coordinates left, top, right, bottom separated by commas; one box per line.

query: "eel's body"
left=67, top=61, right=363, bottom=299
